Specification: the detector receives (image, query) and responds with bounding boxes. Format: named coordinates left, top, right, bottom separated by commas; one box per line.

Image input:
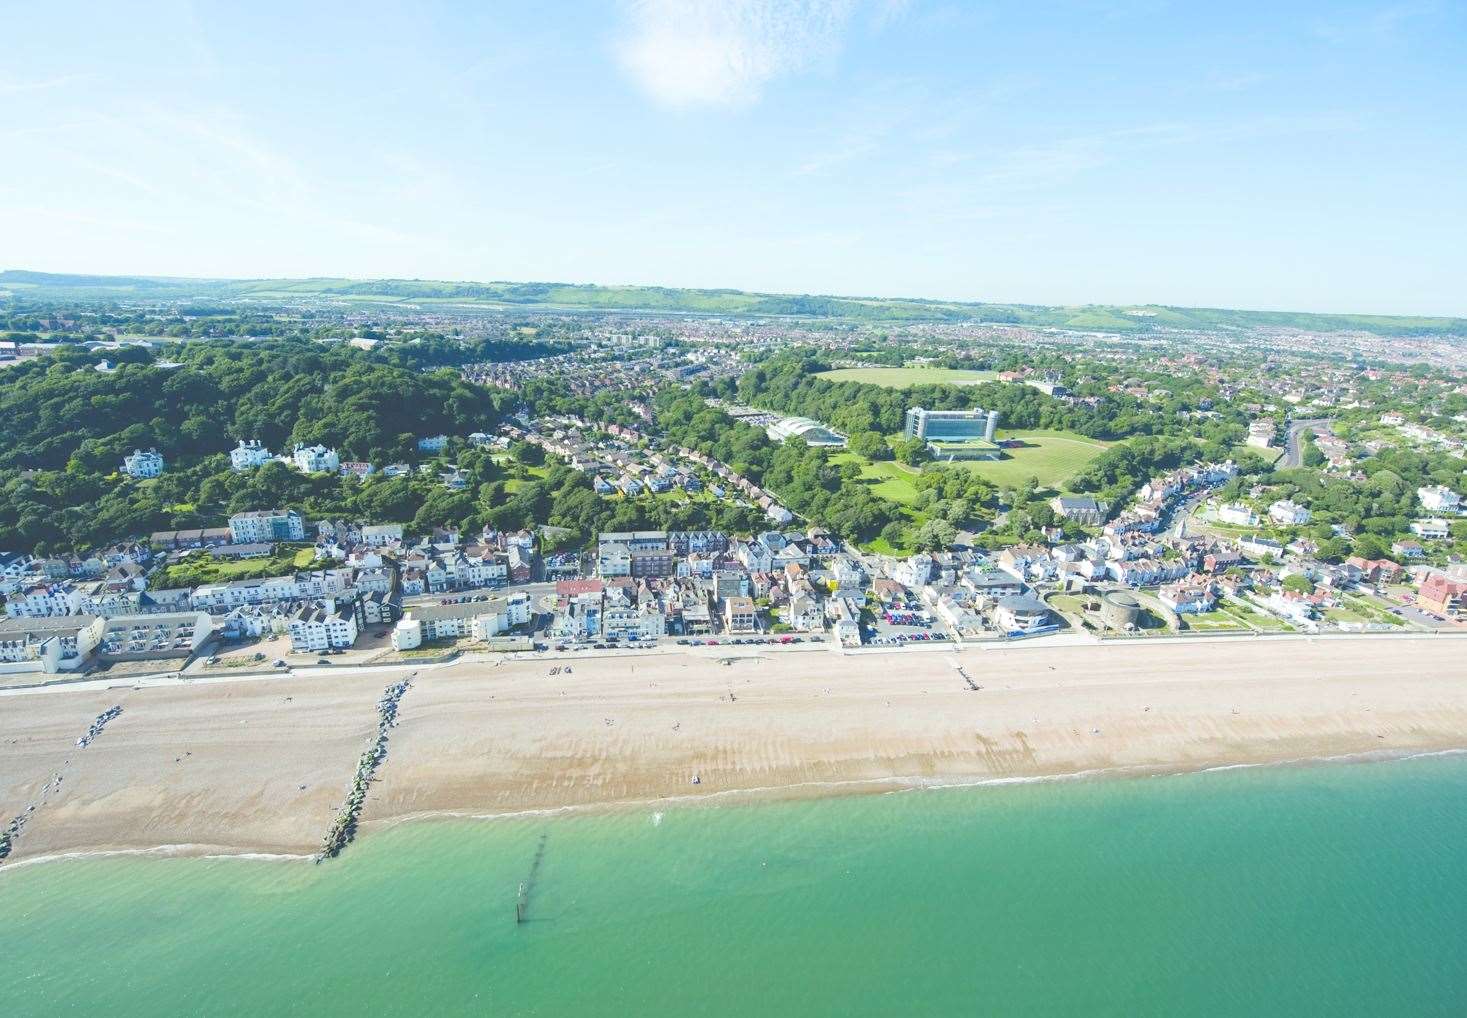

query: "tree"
left=1282, top=574, right=1315, bottom=594
left=1027, top=501, right=1056, bottom=528
left=511, top=440, right=545, bottom=466
left=914, top=517, right=956, bottom=551
left=848, top=431, right=891, bottom=460
left=892, top=436, right=931, bottom=466
left=1352, top=533, right=1391, bottom=561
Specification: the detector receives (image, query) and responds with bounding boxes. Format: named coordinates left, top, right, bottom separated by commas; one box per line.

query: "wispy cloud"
left=867, top=0, right=914, bottom=30
left=1312, top=1, right=1440, bottom=45
left=0, top=73, right=91, bottom=97
left=614, top=0, right=862, bottom=109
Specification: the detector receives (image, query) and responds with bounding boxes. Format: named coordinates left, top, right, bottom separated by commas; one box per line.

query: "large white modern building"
left=766, top=416, right=847, bottom=448
left=904, top=407, right=999, bottom=443
left=903, top=407, right=1001, bottom=459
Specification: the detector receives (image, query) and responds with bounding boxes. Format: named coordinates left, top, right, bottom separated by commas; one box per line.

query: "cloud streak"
left=615, top=0, right=859, bottom=109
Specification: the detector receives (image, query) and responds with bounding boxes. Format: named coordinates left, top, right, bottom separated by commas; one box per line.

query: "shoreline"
left=7, top=744, right=1467, bottom=875
left=4, top=637, right=1467, bottom=869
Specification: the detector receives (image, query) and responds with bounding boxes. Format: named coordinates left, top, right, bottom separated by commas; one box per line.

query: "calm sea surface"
left=4, top=754, right=1467, bottom=1016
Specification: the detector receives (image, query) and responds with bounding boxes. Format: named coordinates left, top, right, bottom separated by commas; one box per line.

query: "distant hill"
left=2, top=268, right=1462, bottom=337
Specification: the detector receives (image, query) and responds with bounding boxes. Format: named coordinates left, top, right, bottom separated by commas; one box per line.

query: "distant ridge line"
left=2, top=268, right=1462, bottom=337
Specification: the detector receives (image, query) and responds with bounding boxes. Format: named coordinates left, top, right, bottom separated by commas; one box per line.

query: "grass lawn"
left=1048, top=594, right=1091, bottom=620
left=391, top=641, right=462, bottom=660
left=1324, top=607, right=1372, bottom=626
left=1225, top=599, right=1294, bottom=631
left=153, top=546, right=316, bottom=587
left=1230, top=443, right=1283, bottom=467
left=862, top=535, right=905, bottom=556
left=815, top=366, right=998, bottom=388
left=940, top=430, right=1112, bottom=491
left=1182, top=608, right=1251, bottom=632
left=830, top=452, right=924, bottom=505
left=1338, top=593, right=1407, bottom=626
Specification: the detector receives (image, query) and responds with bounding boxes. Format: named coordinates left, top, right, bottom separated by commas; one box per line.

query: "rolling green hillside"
left=2, top=269, right=1462, bottom=336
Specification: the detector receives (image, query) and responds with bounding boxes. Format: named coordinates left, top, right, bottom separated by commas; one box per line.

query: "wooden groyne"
left=515, top=833, right=549, bottom=923
left=315, top=677, right=413, bottom=863
left=1, top=705, right=123, bottom=863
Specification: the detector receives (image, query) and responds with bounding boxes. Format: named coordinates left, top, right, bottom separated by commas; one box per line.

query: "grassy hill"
left=3, top=269, right=1462, bottom=337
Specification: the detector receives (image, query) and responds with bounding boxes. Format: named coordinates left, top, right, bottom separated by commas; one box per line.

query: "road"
left=1164, top=489, right=1211, bottom=538
left=1281, top=418, right=1331, bottom=469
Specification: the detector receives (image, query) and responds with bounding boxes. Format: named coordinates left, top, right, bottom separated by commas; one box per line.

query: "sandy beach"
left=3, top=636, right=1467, bottom=865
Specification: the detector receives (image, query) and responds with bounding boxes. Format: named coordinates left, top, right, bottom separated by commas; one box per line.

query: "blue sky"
left=2, top=0, right=1464, bottom=315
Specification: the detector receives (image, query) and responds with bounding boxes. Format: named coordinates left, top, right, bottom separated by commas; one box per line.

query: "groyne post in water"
left=515, top=833, right=549, bottom=924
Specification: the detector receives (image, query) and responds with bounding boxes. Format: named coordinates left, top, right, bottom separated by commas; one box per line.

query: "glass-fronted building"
left=903, top=407, right=999, bottom=443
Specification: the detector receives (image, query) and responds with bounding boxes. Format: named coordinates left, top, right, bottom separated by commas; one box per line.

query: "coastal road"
left=1282, top=418, right=1331, bottom=469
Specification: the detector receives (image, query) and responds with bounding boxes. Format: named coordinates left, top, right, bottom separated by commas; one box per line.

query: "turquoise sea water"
left=4, top=754, right=1467, bottom=1017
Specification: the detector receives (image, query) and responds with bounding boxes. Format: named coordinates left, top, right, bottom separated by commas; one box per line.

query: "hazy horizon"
left=3, top=1, right=1465, bottom=317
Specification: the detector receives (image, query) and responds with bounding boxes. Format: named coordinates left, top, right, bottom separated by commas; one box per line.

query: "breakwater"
left=1, top=705, right=123, bottom=863
left=75, top=705, right=123, bottom=747
left=316, top=678, right=413, bottom=863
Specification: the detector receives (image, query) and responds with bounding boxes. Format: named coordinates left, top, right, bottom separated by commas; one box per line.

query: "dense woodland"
left=0, top=337, right=774, bottom=555
left=0, top=339, right=528, bottom=553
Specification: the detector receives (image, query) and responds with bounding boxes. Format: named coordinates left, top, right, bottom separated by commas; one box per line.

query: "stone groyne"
left=1, top=705, right=124, bottom=863
left=315, top=678, right=412, bottom=863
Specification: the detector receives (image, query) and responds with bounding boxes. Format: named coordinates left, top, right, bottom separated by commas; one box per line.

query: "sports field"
left=941, top=430, right=1111, bottom=490
left=815, top=366, right=998, bottom=388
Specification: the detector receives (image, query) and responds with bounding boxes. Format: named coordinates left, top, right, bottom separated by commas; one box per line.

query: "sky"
left=2, top=0, right=1465, bottom=316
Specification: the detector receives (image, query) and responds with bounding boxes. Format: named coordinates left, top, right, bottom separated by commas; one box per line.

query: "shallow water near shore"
left=4, top=753, right=1467, bottom=1016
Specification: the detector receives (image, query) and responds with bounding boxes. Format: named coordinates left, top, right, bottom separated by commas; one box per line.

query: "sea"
left=4, top=752, right=1467, bottom=1016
